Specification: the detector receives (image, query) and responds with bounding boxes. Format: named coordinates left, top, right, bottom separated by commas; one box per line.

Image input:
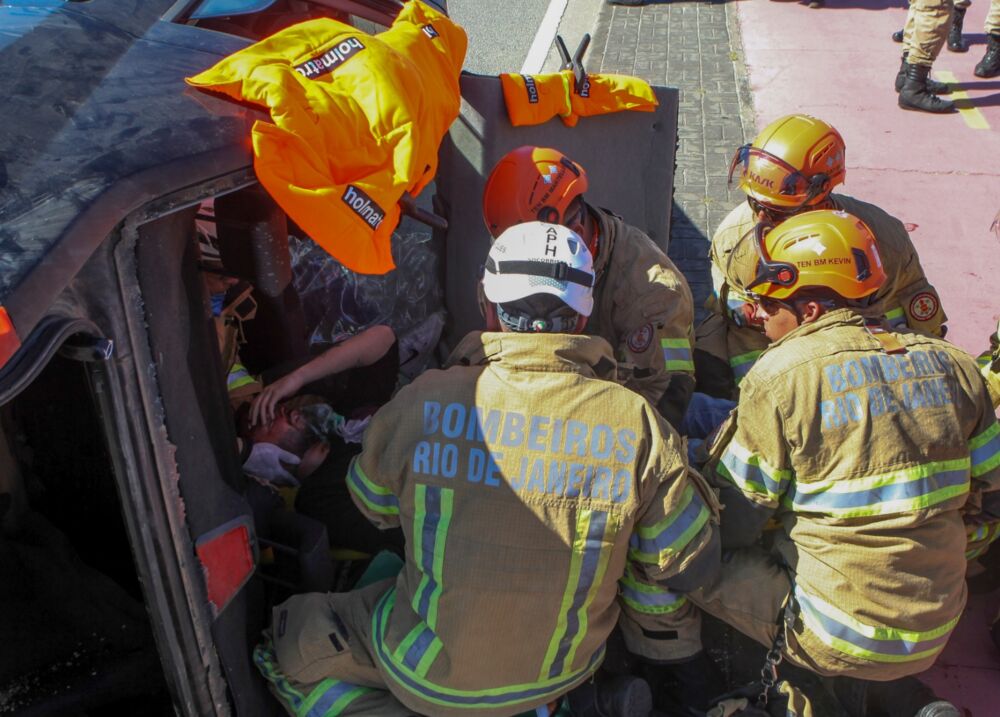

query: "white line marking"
left=520, top=0, right=570, bottom=74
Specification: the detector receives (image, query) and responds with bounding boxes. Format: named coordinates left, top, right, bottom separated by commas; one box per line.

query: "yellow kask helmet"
left=728, top=114, right=846, bottom=211
left=744, top=209, right=886, bottom=302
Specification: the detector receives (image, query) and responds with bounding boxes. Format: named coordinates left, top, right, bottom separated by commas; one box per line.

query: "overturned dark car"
left=0, top=1, right=678, bottom=714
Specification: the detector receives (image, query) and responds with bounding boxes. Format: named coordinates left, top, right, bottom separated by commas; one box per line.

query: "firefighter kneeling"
left=257, top=222, right=719, bottom=717
left=684, top=210, right=1000, bottom=717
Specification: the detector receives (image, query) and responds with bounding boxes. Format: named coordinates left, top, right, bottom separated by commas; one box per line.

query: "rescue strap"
left=485, top=258, right=595, bottom=287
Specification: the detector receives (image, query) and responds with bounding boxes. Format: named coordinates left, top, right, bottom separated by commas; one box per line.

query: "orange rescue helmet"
left=746, top=209, right=886, bottom=302
left=482, top=146, right=589, bottom=238
left=728, top=114, right=846, bottom=211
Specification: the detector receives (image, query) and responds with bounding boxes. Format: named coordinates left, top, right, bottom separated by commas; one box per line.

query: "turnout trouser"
left=261, top=579, right=415, bottom=717
left=989, top=0, right=1000, bottom=34
left=652, top=546, right=954, bottom=681
left=904, top=0, right=955, bottom=65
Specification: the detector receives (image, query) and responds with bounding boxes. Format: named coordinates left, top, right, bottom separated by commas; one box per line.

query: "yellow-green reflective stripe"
left=228, top=363, right=256, bottom=389
left=394, top=622, right=427, bottom=664
left=784, top=459, right=970, bottom=518
left=885, top=306, right=905, bottom=324
left=629, top=485, right=710, bottom=564
left=347, top=459, right=399, bottom=515
left=666, top=360, right=696, bottom=372
left=635, top=484, right=694, bottom=537
left=406, top=485, right=452, bottom=677
left=795, top=588, right=958, bottom=663
left=254, top=643, right=305, bottom=709
left=428, top=488, right=453, bottom=630
left=730, top=350, right=761, bottom=365
left=969, top=421, right=1000, bottom=477
left=729, top=350, right=762, bottom=382
left=662, top=338, right=695, bottom=373
left=968, top=421, right=1000, bottom=450
left=539, top=510, right=610, bottom=680
left=415, top=637, right=444, bottom=677
left=966, top=521, right=1000, bottom=560
left=564, top=514, right=614, bottom=675
left=540, top=511, right=589, bottom=680
left=968, top=523, right=989, bottom=542
left=411, top=484, right=428, bottom=618
left=620, top=565, right=687, bottom=614
left=968, top=544, right=990, bottom=560
left=718, top=438, right=791, bottom=502
left=373, top=588, right=604, bottom=708
left=300, top=679, right=374, bottom=717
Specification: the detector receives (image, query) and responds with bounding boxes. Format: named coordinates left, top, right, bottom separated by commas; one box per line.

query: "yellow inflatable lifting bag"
left=187, top=2, right=467, bottom=274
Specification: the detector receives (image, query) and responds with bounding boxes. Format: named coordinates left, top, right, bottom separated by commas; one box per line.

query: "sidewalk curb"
left=725, top=1, right=758, bottom=137
left=542, top=0, right=605, bottom=72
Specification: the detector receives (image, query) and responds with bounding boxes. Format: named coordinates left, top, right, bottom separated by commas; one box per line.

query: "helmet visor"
left=728, top=145, right=815, bottom=207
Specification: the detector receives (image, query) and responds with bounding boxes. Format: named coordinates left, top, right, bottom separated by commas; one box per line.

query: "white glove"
left=243, top=442, right=301, bottom=487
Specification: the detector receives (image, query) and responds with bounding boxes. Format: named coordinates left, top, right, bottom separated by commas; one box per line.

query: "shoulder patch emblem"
left=627, top=323, right=654, bottom=353
left=909, top=292, right=940, bottom=322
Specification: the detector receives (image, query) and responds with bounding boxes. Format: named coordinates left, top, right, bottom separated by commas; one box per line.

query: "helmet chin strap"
left=495, top=303, right=579, bottom=333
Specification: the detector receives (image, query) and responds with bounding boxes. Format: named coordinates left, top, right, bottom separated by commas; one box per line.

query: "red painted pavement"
left=734, top=1, right=1000, bottom=713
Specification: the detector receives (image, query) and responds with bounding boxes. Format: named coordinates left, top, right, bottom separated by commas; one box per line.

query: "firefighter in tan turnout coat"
left=261, top=223, right=719, bottom=717
left=691, top=210, right=1000, bottom=716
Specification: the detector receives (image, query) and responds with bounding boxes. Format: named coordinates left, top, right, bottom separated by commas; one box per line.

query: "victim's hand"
left=249, top=372, right=304, bottom=426
left=297, top=441, right=331, bottom=479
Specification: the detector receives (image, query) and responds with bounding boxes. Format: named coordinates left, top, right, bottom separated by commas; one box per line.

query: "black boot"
left=898, top=62, right=956, bottom=113
left=895, top=54, right=951, bottom=94
left=947, top=7, right=968, bottom=52
left=566, top=673, right=653, bottom=717
left=826, top=675, right=960, bottom=717
left=975, top=33, right=1000, bottom=78
left=892, top=28, right=904, bottom=43
left=637, top=652, right=725, bottom=716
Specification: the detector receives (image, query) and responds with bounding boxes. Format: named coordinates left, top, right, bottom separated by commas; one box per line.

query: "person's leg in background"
left=975, top=0, right=1000, bottom=76
left=898, top=0, right=956, bottom=112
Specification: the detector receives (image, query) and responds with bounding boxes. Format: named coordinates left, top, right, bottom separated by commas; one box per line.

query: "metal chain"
left=755, top=624, right=786, bottom=708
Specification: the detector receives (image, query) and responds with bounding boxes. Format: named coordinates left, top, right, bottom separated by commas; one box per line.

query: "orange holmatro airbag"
left=187, top=1, right=467, bottom=274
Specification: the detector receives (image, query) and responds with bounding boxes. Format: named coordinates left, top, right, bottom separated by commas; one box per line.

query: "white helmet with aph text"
left=482, top=221, right=595, bottom=331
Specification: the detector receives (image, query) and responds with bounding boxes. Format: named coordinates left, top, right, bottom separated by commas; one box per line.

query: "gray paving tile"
left=589, top=0, right=756, bottom=320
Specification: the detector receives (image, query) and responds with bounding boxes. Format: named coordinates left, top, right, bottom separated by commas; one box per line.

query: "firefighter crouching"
left=674, top=210, right=1000, bottom=716
left=482, top=146, right=696, bottom=430
left=697, top=113, right=947, bottom=400
left=260, top=223, right=719, bottom=717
